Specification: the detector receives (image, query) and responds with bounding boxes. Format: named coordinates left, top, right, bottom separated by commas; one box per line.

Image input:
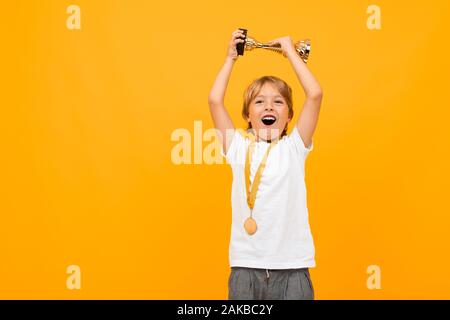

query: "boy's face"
left=246, top=83, right=292, bottom=141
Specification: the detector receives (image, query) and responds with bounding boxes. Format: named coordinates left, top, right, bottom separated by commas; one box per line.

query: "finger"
left=229, top=39, right=244, bottom=47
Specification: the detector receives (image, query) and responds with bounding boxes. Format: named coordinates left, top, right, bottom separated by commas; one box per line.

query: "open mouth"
left=261, top=115, right=277, bottom=126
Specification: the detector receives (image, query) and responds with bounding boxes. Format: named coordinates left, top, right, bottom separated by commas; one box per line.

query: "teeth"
left=261, top=115, right=276, bottom=126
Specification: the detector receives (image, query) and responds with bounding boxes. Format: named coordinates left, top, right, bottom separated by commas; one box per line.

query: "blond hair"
left=241, top=75, right=294, bottom=137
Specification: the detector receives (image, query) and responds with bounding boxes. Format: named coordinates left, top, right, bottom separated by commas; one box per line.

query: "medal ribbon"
left=243, top=131, right=279, bottom=215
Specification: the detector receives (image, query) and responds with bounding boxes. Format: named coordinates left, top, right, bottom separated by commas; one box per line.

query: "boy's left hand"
left=267, top=36, right=296, bottom=58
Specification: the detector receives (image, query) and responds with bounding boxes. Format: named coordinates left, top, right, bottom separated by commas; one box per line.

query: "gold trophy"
left=236, top=28, right=311, bottom=63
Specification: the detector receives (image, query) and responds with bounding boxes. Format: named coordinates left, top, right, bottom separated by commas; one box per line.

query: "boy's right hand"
left=227, top=29, right=246, bottom=61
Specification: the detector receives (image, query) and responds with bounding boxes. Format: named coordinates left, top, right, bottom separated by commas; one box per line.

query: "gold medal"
left=244, top=216, right=257, bottom=235
left=242, top=129, right=279, bottom=235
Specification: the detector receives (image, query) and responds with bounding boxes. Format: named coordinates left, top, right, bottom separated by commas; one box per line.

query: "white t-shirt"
left=221, top=126, right=315, bottom=269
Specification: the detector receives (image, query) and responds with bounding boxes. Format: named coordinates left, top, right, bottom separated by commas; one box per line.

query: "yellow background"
left=1, top=0, right=450, bottom=299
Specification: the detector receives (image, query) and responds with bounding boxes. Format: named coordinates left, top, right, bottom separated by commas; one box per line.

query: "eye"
left=275, top=100, right=284, bottom=104
left=255, top=100, right=263, bottom=104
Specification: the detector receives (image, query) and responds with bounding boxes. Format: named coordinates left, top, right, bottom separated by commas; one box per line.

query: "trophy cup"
left=236, top=28, right=311, bottom=63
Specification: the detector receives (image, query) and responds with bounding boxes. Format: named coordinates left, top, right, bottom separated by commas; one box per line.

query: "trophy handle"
left=295, top=39, right=311, bottom=63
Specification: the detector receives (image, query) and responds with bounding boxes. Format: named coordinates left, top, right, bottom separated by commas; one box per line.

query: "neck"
left=250, top=129, right=280, bottom=143
left=256, top=136, right=271, bottom=143
left=255, top=133, right=279, bottom=143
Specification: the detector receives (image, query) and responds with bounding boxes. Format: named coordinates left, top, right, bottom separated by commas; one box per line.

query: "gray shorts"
left=228, top=267, right=314, bottom=300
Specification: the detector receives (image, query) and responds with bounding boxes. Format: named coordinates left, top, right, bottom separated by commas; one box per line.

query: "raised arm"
left=268, top=37, right=323, bottom=149
left=208, top=29, right=245, bottom=155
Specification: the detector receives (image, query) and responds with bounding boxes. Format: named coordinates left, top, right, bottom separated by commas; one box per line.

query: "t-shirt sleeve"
left=288, top=125, right=314, bottom=158
left=220, top=129, right=245, bottom=164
